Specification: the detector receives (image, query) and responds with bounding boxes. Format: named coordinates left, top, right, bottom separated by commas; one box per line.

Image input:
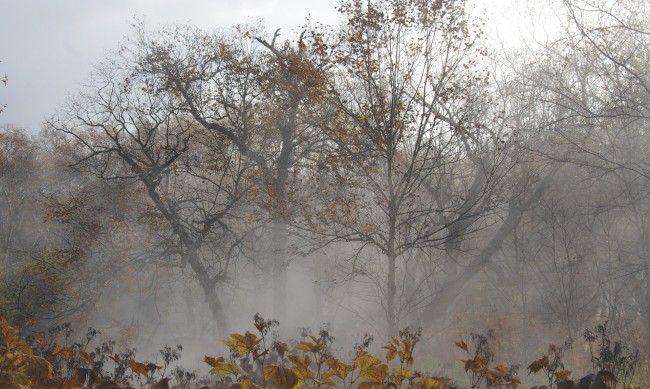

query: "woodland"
left=1, top=0, right=650, bottom=388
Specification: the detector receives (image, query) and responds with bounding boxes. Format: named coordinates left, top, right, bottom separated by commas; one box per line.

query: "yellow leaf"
left=223, top=332, right=261, bottom=356
left=295, top=342, right=317, bottom=352
left=393, top=367, right=413, bottom=379
left=358, top=382, right=376, bottom=389
left=324, top=358, right=354, bottom=380
left=359, top=364, right=388, bottom=383
left=264, top=365, right=299, bottom=389
left=241, top=377, right=259, bottom=389
left=418, top=377, right=451, bottom=389
left=482, top=368, right=505, bottom=381
left=355, top=352, right=381, bottom=371
left=210, top=361, right=245, bottom=377
left=495, top=364, right=509, bottom=376
left=288, top=354, right=311, bottom=368
left=291, top=363, right=316, bottom=388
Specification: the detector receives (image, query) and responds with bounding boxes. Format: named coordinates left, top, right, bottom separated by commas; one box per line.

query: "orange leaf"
left=128, top=359, right=150, bottom=377
left=53, top=344, right=74, bottom=360
left=79, top=350, right=95, bottom=363
left=383, top=344, right=397, bottom=362
left=204, top=355, right=225, bottom=368
left=555, top=370, right=572, bottom=380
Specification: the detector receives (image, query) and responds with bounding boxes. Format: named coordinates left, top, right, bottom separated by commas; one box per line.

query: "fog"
left=1, top=0, right=649, bottom=388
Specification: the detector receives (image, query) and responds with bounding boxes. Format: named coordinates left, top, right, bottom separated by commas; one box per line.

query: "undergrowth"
left=0, top=315, right=644, bottom=389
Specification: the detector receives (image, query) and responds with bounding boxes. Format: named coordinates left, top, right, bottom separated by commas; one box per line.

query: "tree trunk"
left=403, top=252, right=420, bottom=328
left=205, top=287, right=229, bottom=338
left=184, top=249, right=230, bottom=337
left=387, top=252, right=397, bottom=336
left=313, top=250, right=328, bottom=326
left=645, top=269, right=650, bottom=355
left=272, top=220, right=288, bottom=320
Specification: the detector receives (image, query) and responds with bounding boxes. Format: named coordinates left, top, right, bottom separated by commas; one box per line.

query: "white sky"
left=0, top=0, right=562, bottom=133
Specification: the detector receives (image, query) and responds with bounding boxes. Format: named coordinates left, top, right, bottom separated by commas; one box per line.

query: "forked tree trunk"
left=420, top=168, right=556, bottom=326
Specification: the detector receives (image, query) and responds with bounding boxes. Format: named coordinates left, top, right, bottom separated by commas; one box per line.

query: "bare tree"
left=53, top=53, right=256, bottom=335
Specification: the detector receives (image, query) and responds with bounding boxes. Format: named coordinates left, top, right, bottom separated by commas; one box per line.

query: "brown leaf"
left=527, top=356, right=549, bottom=374
left=273, top=342, right=289, bottom=358
left=204, top=355, right=225, bottom=367
left=555, top=370, right=572, bottom=381
left=461, top=356, right=488, bottom=372
left=455, top=340, right=468, bottom=351
left=72, top=367, right=88, bottom=385
left=151, top=377, right=171, bottom=389
left=128, top=359, right=150, bottom=377
left=79, top=350, right=95, bottom=363
left=26, top=355, right=53, bottom=383
left=382, top=344, right=397, bottom=361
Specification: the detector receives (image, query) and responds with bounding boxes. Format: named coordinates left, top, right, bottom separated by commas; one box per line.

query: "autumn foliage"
left=1, top=314, right=642, bottom=389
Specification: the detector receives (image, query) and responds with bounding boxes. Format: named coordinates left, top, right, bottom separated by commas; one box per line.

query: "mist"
left=1, top=0, right=649, bottom=388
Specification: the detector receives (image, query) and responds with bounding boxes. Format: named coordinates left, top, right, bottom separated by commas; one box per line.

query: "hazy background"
left=0, top=0, right=556, bottom=132
left=3, top=1, right=644, bottom=387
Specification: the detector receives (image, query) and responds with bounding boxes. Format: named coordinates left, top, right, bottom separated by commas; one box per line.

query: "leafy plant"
left=0, top=316, right=197, bottom=388
left=584, top=322, right=640, bottom=389
left=204, top=315, right=453, bottom=389
left=526, top=338, right=573, bottom=389
left=0, top=318, right=52, bottom=389
left=456, top=330, right=520, bottom=389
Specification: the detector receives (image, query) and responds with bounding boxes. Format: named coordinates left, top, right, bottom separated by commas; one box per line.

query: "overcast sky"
left=0, top=0, right=555, bottom=133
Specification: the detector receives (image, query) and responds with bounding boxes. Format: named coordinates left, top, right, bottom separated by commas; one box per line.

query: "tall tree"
left=123, top=23, right=330, bottom=319
left=53, top=52, right=255, bottom=335
left=304, top=0, right=513, bottom=335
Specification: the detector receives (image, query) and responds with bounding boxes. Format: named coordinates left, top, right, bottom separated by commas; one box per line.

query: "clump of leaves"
left=527, top=338, right=573, bottom=389
left=205, top=314, right=452, bottom=389
left=0, top=316, right=195, bottom=388
left=0, top=317, right=52, bottom=389
left=584, top=321, right=640, bottom=389
left=456, top=329, right=520, bottom=389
